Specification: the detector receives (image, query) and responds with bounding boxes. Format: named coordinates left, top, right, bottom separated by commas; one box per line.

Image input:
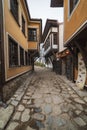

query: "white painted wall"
left=59, top=23, right=66, bottom=52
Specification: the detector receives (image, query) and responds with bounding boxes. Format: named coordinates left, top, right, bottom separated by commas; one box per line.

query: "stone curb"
left=0, top=105, right=14, bottom=130
left=59, top=75, right=87, bottom=103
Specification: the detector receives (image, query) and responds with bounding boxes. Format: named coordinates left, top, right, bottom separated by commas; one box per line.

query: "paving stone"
left=53, top=105, right=62, bottom=115
left=73, top=117, right=86, bottom=126
left=0, top=105, right=14, bottom=129
left=75, top=104, right=83, bottom=111
left=74, top=98, right=85, bottom=104
left=7, top=99, right=11, bottom=105
left=11, top=100, right=19, bottom=106
left=68, top=104, right=76, bottom=110
left=60, top=113, right=70, bottom=120
left=67, top=88, right=72, bottom=91
left=27, top=100, right=31, bottom=105
left=81, top=115, right=87, bottom=122
left=32, top=113, right=45, bottom=121
left=26, top=104, right=37, bottom=109
left=34, top=98, right=44, bottom=104
left=32, top=94, right=42, bottom=99
left=13, top=112, right=21, bottom=120
left=84, top=109, right=87, bottom=113
left=46, top=116, right=67, bottom=127
left=23, top=96, right=30, bottom=100
left=44, top=104, right=52, bottom=114
left=6, top=122, right=19, bottom=130
left=60, top=103, right=70, bottom=113
left=66, top=121, right=78, bottom=130
left=65, top=98, right=72, bottom=103
left=78, top=91, right=87, bottom=97
left=14, top=94, right=18, bottom=98
left=22, top=99, right=28, bottom=104
left=71, top=94, right=79, bottom=98
left=26, top=126, right=35, bottom=130
left=61, top=93, right=70, bottom=98
left=26, top=92, right=32, bottom=96
left=55, top=118, right=66, bottom=127
left=45, top=96, right=52, bottom=103
left=21, top=109, right=30, bottom=122
left=16, top=93, right=24, bottom=101
left=68, top=91, right=75, bottom=95
left=35, top=103, right=42, bottom=108
left=52, top=95, right=63, bottom=105
left=84, top=97, right=87, bottom=102
left=75, top=110, right=82, bottom=115
left=17, top=104, right=25, bottom=111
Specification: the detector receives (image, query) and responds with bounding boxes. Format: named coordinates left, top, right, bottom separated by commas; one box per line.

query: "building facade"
left=51, top=0, right=87, bottom=89
left=0, top=0, right=42, bottom=101
left=42, top=19, right=59, bottom=72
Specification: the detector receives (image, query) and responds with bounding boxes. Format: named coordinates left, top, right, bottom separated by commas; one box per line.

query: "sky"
left=27, top=0, right=64, bottom=31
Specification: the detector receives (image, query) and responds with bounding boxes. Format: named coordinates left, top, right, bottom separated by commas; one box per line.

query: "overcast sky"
left=27, top=0, right=64, bottom=31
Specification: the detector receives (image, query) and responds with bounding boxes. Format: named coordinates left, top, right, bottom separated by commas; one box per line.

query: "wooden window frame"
left=8, top=36, right=18, bottom=67
left=53, top=33, right=58, bottom=45
left=28, top=28, right=37, bottom=42
left=20, top=46, right=24, bottom=66
left=10, top=0, right=19, bottom=25
left=69, top=0, right=79, bottom=16
left=25, top=51, right=28, bottom=65
left=22, top=15, right=25, bottom=35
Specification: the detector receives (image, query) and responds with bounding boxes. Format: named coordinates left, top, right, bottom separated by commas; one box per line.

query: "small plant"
left=35, top=62, right=45, bottom=67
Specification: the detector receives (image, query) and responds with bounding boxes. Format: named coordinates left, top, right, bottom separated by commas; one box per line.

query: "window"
left=20, top=47, right=24, bottom=65
left=22, top=15, right=25, bottom=35
left=53, top=33, right=57, bottom=45
left=9, top=36, right=18, bottom=67
left=28, top=28, right=37, bottom=41
left=10, top=0, right=19, bottom=23
left=69, top=0, right=79, bottom=15
left=25, top=51, right=28, bottom=65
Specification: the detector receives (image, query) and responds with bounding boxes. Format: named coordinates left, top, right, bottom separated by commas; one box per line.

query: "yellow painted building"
left=51, top=0, right=87, bottom=89
left=0, top=0, right=42, bottom=100
left=3, top=0, right=42, bottom=81
left=63, top=0, right=87, bottom=44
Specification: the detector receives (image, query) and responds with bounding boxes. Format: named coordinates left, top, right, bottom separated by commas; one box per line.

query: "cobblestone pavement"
left=1, top=66, right=87, bottom=130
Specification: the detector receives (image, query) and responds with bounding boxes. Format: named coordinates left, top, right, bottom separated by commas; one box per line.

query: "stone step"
left=0, top=105, right=14, bottom=130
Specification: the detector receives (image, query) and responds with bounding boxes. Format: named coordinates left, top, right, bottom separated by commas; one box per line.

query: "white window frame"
left=68, top=0, right=80, bottom=20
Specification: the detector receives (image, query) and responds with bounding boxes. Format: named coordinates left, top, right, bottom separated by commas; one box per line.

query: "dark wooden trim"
left=0, top=0, right=5, bottom=100
left=67, top=46, right=75, bottom=57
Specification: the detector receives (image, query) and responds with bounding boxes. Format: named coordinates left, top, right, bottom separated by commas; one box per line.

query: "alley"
left=1, top=67, right=87, bottom=130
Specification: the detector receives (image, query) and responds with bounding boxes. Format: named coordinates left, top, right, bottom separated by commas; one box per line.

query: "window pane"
left=10, top=0, right=18, bottom=23
left=20, top=47, right=24, bottom=65
left=25, top=51, right=28, bottom=65
left=54, top=33, right=57, bottom=45
left=28, top=28, right=37, bottom=41
left=9, top=36, right=18, bottom=67
left=69, top=0, right=79, bottom=15
left=22, top=15, right=25, bottom=35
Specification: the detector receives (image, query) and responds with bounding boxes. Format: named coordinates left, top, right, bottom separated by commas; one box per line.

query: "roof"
left=42, top=19, right=58, bottom=42
left=24, top=0, right=31, bottom=20
left=50, top=0, right=63, bottom=7
left=24, top=0, right=42, bottom=41
left=24, top=0, right=42, bottom=22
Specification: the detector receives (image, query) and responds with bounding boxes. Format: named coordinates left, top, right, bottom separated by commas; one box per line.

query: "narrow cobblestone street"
left=1, top=66, right=87, bottom=130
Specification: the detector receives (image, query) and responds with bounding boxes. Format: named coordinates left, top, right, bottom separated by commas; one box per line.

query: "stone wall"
left=3, top=71, right=32, bottom=102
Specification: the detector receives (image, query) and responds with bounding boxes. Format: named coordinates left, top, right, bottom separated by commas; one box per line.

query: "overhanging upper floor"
left=51, top=0, right=63, bottom=7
